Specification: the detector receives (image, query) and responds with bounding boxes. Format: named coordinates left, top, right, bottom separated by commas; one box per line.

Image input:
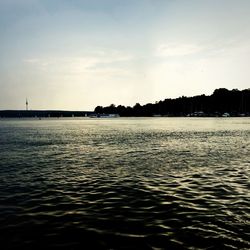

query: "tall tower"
left=26, top=98, right=28, bottom=111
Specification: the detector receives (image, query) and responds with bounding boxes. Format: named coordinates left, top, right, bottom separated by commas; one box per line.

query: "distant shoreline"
left=94, top=88, right=250, bottom=117
left=0, top=110, right=94, bottom=118
left=2, top=88, right=249, bottom=118
left=0, top=110, right=249, bottom=118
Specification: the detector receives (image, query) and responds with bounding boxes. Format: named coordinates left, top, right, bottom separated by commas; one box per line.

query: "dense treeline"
left=95, top=88, right=250, bottom=117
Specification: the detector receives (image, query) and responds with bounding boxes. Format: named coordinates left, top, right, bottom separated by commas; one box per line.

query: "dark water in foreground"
left=0, top=118, right=249, bottom=249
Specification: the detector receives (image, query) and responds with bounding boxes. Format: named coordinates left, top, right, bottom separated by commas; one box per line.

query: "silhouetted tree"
left=94, top=106, right=103, bottom=113
left=94, top=88, right=250, bottom=117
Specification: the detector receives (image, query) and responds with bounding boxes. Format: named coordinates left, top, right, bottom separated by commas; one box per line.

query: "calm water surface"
left=0, top=118, right=249, bottom=249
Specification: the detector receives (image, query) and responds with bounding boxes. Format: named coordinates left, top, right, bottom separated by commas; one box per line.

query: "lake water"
left=0, top=117, right=249, bottom=249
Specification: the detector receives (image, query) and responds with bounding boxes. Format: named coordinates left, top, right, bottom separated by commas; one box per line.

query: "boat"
left=89, top=114, right=120, bottom=118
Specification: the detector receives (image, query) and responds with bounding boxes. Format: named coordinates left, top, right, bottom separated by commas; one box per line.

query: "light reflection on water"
left=0, top=118, right=249, bottom=249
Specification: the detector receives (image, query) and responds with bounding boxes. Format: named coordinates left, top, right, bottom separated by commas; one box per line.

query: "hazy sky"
left=0, top=0, right=250, bottom=110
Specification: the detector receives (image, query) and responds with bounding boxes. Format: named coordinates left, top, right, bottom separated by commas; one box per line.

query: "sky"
left=0, top=0, right=250, bottom=110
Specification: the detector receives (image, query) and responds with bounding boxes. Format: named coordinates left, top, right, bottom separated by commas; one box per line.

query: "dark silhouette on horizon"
left=0, top=88, right=249, bottom=118
left=0, top=110, right=94, bottom=118
left=94, top=88, right=250, bottom=117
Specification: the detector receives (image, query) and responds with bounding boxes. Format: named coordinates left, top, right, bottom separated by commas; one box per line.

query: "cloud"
left=154, top=36, right=250, bottom=59
left=22, top=49, right=134, bottom=79
left=155, top=43, right=204, bottom=57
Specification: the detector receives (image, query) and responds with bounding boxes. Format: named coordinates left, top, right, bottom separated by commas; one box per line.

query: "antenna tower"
left=26, top=98, right=28, bottom=111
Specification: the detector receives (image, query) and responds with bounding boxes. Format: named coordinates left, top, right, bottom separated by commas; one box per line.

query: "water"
left=0, top=117, right=249, bottom=249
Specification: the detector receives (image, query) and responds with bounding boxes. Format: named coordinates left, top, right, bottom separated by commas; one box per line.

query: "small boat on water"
left=89, top=114, right=120, bottom=118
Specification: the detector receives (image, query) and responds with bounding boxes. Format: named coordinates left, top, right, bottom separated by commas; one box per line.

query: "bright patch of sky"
left=0, top=0, right=250, bottom=110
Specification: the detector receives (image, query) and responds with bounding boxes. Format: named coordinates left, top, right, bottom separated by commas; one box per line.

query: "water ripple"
left=0, top=118, right=249, bottom=249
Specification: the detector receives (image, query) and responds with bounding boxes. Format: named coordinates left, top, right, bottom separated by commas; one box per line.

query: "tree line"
left=94, top=88, right=250, bottom=117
